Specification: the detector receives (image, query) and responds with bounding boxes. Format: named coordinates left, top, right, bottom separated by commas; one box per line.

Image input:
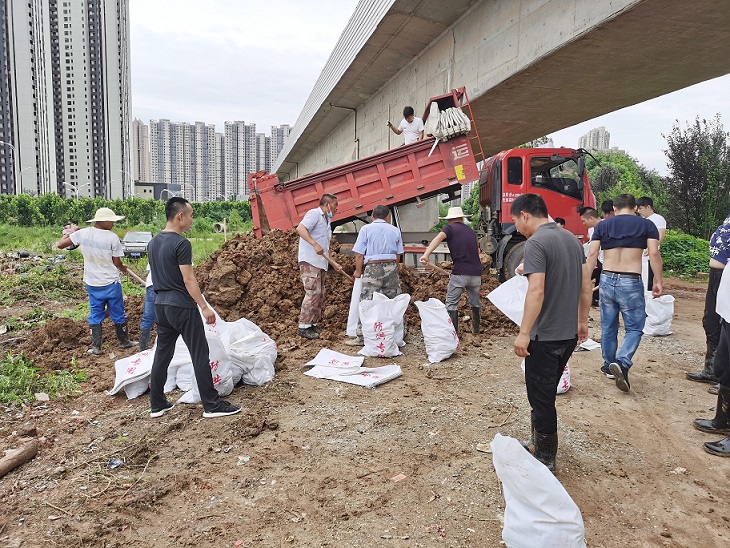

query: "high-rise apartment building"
left=132, top=119, right=150, bottom=183
left=148, top=119, right=224, bottom=201
left=0, top=0, right=131, bottom=198
left=224, top=121, right=256, bottom=199
left=578, top=126, right=610, bottom=151
left=255, top=133, right=269, bottom=177
left=269, top=124, right=290, bottom=172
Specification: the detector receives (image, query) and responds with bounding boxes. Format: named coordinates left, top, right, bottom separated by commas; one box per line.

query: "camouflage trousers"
left=356, top=261, right=401, bottom=337
left=298, top=261, right=327, bottom=327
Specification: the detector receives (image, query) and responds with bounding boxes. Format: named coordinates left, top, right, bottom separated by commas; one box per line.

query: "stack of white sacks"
left=108, top=302, right=277, bottom=401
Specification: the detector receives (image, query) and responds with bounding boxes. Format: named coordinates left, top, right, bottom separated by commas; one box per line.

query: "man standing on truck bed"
left=345, top=205, right=404, bottom=346
left=419, top=206, right=482, bottom=334
left=57, top=207, right=137, bottom=355
left=296, top=194, right=343, bottom=340
left=586, top=194, right=663, bottom=392
left=387, top=106, right=424, bottom=145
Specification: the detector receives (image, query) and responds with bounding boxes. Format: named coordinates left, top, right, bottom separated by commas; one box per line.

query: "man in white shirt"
left=296, top=194, right=343, bottom=340
left=637, top=197, right=666, bottom=291
left=57, top=207, right=136, bottom=355
left=580, top=207, right=603, bottom=307
left=693, top=259, right=730, bottom=456
left=387, top=106, right=424, bottom=145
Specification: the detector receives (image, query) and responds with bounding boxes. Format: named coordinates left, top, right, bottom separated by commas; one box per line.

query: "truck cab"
left=478, top=147, right=596, bottom=279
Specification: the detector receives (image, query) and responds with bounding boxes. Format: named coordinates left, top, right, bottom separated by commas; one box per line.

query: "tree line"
left=0, top=194, right=252, bottom=229
left=587, top=114, right=729, bottom=239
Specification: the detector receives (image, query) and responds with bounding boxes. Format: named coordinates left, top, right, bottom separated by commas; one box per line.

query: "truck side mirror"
left=577, top=157, right=586, bottom=190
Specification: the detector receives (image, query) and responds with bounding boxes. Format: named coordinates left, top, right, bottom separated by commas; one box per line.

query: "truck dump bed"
left=248, top=135, right=480, bottom=237
left=248, top=88, right=484, bottom=238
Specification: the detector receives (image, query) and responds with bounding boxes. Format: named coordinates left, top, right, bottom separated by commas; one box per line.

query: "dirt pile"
left=196, top=230, right=514, bottom=347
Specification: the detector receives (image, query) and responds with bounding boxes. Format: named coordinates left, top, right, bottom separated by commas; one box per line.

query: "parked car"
left=121, top=231, right=153, bottom=258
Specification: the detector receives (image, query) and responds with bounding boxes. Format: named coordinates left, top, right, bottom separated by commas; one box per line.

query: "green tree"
left=13, top=194, right=44, bottom=227
left=585, top=151, right=665, bottom=212
left=663, top=115, right=730, bottom=238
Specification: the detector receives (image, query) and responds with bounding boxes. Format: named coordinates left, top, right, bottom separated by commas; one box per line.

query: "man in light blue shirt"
left=296, top=194, right=342, bottom=340
left=345, top=204, right=404, bottom=345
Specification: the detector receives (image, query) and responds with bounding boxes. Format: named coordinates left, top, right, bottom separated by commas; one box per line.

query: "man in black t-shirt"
left=420, top=206, right=482, bottom=334
left=147, top=197, right=240, bottom=419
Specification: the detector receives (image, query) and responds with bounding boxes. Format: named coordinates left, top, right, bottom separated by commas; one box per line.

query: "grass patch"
left=57, top=302, right=90, bottom=321
left=0, top=353, right=87, bottom=405
left=0, top=264, right=84, bottom=306
left=3, top=308, right=55, bottom=331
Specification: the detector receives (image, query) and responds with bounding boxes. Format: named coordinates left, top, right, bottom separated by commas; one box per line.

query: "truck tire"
left=502, top=241, right=525, bottom=281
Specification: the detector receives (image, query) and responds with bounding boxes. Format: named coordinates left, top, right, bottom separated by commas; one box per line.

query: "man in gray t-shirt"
left=512, top=194, right=592, bottom=472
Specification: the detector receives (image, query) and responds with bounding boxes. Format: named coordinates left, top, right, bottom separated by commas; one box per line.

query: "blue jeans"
left=599, top=273, right=646, bottom=370
left=86, top=282, right=127, bottom=325
left=140, top=286, right=156, bottom=330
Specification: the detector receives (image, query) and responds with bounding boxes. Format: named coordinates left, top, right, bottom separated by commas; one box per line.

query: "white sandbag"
left=229, top=332, right=277, bottom=386
left=414, top=298, right=460, bottom=363
left=170, top=337, right=194, bottom=391
left=358, top=299, right=401, bottom=358
left=177, top=301, right=234, bottom=404
left=491, top=433, right=586, bottom=548
left=108, top=349, right=155, bottom=399
left=644, top=292, right=674, bottom=336
left=487, top=275, right=529, bottom=326
left=346, top=277, right=363, bottom=337
left=520, top=359, right=571, bottom=394
left=372, top=292, right=410, bottom=347
left=424, top=102, right=441, bottom=138
left=123, top=377, right=150, bottom=399
left=178, top=335, right=234, bottom=403
left=221, top=315, right=277, bottom=386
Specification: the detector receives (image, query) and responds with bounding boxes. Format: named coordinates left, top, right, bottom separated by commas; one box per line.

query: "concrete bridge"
left=275, top=0, right=730, bottom=184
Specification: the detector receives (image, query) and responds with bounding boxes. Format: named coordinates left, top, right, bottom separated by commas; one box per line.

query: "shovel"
left=324, top=255, right=354, bottom=283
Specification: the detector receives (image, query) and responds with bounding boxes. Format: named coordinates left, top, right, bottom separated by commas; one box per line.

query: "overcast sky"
left=129, top=0, right=729, bottom=175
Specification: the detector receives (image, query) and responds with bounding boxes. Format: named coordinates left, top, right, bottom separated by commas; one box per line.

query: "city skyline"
left=137, top=117, right=290, bottom=200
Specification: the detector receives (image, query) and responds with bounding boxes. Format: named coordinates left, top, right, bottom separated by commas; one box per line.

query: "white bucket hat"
left=87, top=207, right=125, bottom=223
left=440, top=206, right=467, bottom=220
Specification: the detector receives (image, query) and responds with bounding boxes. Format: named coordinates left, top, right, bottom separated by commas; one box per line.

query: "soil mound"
left=196, top=230, right=513, bottom=349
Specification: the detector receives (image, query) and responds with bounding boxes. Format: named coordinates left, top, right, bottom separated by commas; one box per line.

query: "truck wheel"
left=502, top=241, right=525, bottom=280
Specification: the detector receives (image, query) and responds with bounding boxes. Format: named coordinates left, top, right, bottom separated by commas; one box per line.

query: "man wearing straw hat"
left=58, top=207, right=137, bottom=355
left=419, top=206, right=482, bottom=334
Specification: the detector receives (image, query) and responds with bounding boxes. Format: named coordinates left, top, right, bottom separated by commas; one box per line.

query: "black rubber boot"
left=533, top=431, right=558, bottom=472
left=138, top=329, right=152, bottom=351
left=471, top=307, right=481, bottom=334
left=709, top=384, right=720, bottom=395
left=704, top=436, right=730, bottom=457
left=686, top=343, right=719, bottom=383
left=694, top=388, right=730, bottom=434
left=448, top=309, right=458, bottom=334
left=115, top=322, right=137, bottom=349
left=519, top=415, right=536, bottom=452
left=88, top=324, right=103, bottom=355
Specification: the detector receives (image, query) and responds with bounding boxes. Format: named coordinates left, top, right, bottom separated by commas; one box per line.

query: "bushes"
left=661, top=230, right=709, bottom=277
left=0, top=195, right=251, bottom=228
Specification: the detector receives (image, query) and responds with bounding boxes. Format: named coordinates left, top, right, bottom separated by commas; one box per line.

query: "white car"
left=121, top=231, right=153, bottom=258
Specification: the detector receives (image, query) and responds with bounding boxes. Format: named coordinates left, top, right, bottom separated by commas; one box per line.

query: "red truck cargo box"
left=249, top=135, right=479, bottom=237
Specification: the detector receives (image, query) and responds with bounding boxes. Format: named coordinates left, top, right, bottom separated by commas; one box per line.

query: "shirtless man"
left=586, top=194, right=663, bottom=392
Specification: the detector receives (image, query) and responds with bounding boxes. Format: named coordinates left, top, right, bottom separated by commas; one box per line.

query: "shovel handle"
left=125, top=269, right=146, bottom=286
left=325, top=255, right=354, bottom=282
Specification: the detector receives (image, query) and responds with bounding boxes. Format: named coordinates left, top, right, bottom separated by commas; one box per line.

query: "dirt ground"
left=1, top=238, right=729, bottom=547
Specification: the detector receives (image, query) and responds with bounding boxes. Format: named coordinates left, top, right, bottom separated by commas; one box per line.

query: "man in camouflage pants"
left=345, top=205, right=404, bottom=345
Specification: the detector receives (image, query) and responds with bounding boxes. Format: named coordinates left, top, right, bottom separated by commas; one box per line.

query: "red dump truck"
left=248, top=88, right=596, bottom=278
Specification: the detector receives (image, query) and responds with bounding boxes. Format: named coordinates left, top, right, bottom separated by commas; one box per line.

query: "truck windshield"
left=529, top=157, right=583, bottom=201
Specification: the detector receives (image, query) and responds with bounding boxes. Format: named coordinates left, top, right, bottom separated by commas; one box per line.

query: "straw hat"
left=440, top=206, right=467, bottom=220
left=87, top=207, right=125, bottom=223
